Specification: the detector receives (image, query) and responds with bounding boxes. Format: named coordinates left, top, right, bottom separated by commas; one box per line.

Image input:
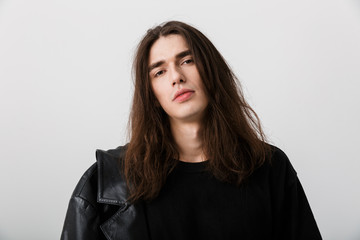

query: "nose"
left=170, top=65, right=185, bottom=86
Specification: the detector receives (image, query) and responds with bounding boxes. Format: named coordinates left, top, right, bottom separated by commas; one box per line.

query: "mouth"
left=173, top=89, right=195, bottom=102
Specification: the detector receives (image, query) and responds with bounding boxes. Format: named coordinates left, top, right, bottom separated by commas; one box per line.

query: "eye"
left=182, top=59, right=193, bottom=65
left=154, top=70, right=165, bottom=77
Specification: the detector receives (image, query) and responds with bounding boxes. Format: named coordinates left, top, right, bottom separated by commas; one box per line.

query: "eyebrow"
left=148, top=50, right=192, bottom=73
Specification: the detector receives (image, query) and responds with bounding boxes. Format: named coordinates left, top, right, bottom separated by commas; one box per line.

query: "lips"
left=173, top=88, right=195, bottom=102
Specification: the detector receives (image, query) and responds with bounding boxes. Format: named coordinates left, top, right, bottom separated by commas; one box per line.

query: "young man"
left=61, top=21, right=322, bottom=240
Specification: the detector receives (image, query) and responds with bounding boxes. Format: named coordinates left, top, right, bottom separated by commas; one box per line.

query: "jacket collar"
left=96, top=145, right=150, bottom=240
left=96, top=145, right=129, bottom=206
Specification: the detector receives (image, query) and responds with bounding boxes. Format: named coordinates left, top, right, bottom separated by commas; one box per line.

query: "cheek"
left=150, top=80, right=160, bottom=97
left=151, top=82, right=167, bottom=106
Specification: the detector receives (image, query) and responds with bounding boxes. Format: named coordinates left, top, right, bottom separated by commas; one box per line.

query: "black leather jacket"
left=61, top=145, right=149, bottom=240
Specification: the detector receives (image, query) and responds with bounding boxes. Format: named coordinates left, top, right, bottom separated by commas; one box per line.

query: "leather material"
left=61, top=145, right=149, bottom=240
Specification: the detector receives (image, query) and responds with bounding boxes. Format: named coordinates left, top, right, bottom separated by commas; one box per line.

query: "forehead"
left=148, top=35, right=189, bottom=64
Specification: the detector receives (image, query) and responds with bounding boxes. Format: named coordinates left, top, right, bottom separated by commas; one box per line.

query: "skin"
left=148, top=34, right=209, bottom=163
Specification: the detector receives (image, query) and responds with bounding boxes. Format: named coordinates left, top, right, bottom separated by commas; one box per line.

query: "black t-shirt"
left=144, top=148, right=322, bottom=240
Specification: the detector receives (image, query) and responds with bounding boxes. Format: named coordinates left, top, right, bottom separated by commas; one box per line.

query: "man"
left=61, top=21, right=322, bottom=239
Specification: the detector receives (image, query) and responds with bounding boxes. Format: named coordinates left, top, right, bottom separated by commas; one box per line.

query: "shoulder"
left=269, top=145, right=296, bottom=174
left=252, top=145, right=298, bottom=187
left=70, top=144, right=129, bottom=208
left=270, top=145, right=297, bottom=185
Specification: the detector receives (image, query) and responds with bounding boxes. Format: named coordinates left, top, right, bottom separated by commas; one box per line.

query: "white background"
left=1, top=0, right=359, bottom=239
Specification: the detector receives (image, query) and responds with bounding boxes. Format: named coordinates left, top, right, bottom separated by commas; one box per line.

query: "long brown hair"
left=124, top=21, right=271, bottom=202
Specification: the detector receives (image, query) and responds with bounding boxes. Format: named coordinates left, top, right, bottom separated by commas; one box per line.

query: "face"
left=148, top=34, right=209, bottom=124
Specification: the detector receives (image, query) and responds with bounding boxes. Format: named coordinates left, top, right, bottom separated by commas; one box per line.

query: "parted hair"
left=124, top=21, right=271, bottom=202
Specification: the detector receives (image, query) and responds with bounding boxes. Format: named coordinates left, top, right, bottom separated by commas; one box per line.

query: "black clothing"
left=61, top=145, right=322, bottom=240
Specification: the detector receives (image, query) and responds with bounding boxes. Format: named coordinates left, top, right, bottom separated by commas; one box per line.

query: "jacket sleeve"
left=61, top=196, right=102, bottom=240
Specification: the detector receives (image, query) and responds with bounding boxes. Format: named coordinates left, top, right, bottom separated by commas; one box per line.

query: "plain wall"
left=0, top=0, right=359, bottom=239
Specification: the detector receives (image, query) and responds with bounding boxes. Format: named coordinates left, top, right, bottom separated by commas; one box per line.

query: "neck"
left=170, top=119, right=206, bottom=163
